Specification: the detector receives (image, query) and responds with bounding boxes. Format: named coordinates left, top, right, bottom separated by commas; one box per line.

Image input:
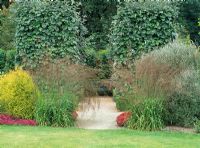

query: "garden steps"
left=76, top=97, right=122, bottom=129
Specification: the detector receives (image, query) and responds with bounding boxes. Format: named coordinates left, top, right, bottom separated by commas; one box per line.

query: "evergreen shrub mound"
left=0, top=69, right=39, bottom=119
left=15, top=0, right=84, bottom=68
left=110, top=1, right=178, bottom=63
left=165, top=70, right=200, bottom=127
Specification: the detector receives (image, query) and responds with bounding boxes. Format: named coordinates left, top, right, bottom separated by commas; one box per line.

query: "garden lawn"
left=0, top=125, right=200, bottom=148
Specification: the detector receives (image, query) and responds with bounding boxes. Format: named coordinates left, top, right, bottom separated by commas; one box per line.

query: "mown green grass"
left=0, top=125, right=200, bottom=148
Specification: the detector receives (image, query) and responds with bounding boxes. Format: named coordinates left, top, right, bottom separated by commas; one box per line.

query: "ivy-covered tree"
left=110, top=1, right=178, bottom=64
left=15, top=0, right=85, bottom=68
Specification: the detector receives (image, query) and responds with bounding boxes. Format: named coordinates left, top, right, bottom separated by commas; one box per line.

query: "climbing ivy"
left=110, top=1, right=178, bottom=64
left=15, top=0, right=85, bottom=68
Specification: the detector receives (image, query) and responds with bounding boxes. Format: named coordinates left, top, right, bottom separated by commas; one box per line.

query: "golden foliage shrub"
left=0, top=69, right=39, bottom=119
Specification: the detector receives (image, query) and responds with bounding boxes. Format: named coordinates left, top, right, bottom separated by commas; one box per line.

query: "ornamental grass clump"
left=30, top=56, right=99, bottom=127
left=0, top=69, right=39, bottom=119
left=133, top=41, right=200, bottom=127
left=126, top=99, right=164, bottom=131
left=35, top=92, right=77, bottom=127
left=134, top=41, right=199, bottom=99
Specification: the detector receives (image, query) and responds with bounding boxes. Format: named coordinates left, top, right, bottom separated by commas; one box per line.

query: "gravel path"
left=76, top=97, right=122, bottom=129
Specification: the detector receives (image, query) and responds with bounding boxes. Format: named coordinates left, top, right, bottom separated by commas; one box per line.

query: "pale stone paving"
left=76, top=97, right=122, bottom=129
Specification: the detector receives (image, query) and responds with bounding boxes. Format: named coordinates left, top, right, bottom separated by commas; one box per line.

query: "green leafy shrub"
left=126, top=99, right=164, bottom=131
left=110, top=1, right=178, bottom=63
left=0, top=49, right=16, bottom=73
left=113, top=84, right=135, bottom=111
left=15, top=0, right=85, bottom=68
left=35, top=91, right=78, bottom=127
left=83, top=48, right=112, bottom=80
left=165, top=70, right=200, bottom=127
left=0, top=49, right=6, bottom=73
left=4, top=50, right=16, bottom=72
left=194, top=120, right=200, bottom=133
left=84, top=48, right=97, bottom=68
left=113, top=88, right=129, bottom=111
left=0, top=69, right=39, bottom=119
left=97, top=49, right=112, bottom=79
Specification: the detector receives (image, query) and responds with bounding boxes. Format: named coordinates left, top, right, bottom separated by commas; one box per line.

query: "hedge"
left=15, top=0, right=85, bottom=68
left=110, top=1, right=178, bottom=64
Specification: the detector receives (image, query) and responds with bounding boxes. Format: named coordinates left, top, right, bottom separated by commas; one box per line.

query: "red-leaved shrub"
left=0, top=114, right=36, bottom=126
left=116, top=112, right=131, bottom=127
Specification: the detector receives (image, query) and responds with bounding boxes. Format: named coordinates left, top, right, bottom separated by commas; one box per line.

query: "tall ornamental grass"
left=31, top=56, right=99, bottom=127
left=126, top=99, right=164, bottom=131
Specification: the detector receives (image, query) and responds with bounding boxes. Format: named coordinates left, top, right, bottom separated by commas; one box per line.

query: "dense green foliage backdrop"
left=179, top=0, right=200, bottom=45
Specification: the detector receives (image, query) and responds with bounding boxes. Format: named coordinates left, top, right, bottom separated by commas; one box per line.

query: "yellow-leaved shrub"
left=0, top=68, right=39, bottom=119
